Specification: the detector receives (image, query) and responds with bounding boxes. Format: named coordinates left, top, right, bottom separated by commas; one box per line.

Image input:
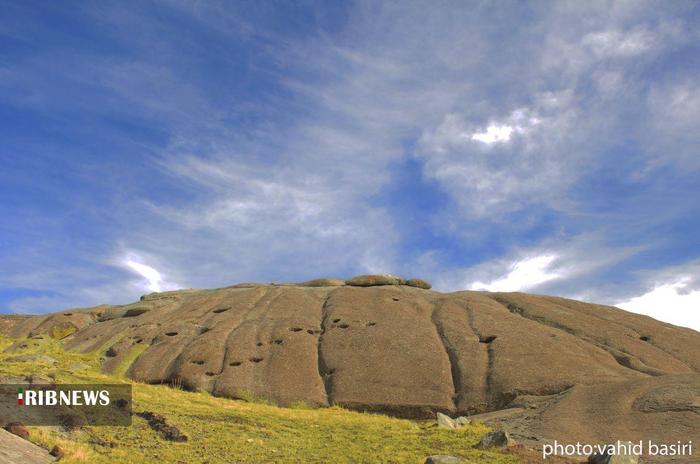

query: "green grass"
left=0, top=334, right=520, bottom=464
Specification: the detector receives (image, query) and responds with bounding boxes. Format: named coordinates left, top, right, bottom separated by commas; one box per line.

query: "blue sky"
left=1, top=1, right=699, bottom=330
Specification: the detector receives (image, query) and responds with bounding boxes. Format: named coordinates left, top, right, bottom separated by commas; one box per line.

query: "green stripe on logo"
left=18, top=387, right=23, bottom=394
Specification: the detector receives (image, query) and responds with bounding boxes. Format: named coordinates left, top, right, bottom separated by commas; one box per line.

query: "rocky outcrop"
left=406, top=278, right=432, bottom=289
left=474, top=430, right=515, bottom=449
left=345, top=274, right=406, bottom=286
left=1, top=280, right=699, bottom=461
left=0, top=429, right=55, bottom=464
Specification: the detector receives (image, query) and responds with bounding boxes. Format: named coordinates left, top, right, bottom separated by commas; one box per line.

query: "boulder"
left=436, top=412, right=470, bottom=429
left=345, top=274, right=405, bottom=286
left=474, top=430, right=515, bottom=449
left=436, top=412, right=457, bottom=429
left=424, top=456, right=465, bottom=464
left=406, top=278, right=432, bottom=289
left=49, top=445, right=65, bottom=459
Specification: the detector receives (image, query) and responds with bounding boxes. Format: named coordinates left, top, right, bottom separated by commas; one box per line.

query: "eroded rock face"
left=1, top=282, right=699, bottom=455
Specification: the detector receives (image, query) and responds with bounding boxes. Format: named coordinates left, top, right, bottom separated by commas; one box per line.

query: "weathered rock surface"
left=1, top=279, right=699, bottom=462
left=0, top=428, right=55, bottom=464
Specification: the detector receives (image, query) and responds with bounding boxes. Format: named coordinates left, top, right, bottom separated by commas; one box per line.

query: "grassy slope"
left=0, top=335, right=520, bottom=464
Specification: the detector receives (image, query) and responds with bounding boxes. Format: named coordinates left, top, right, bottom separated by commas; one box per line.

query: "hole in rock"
left=192, top=360, right=205, bottom=365
left=229, top=361, right=242, bottom=367
left=479, top=335, right=497, bottom=344
left=338, top=324, right=349, bottom=329
left=256, top=342, right=263, bottom=346
left=327, top=368, right=336, bottom=375
left=307, top=329, right=315, bottom=335
left=165, top=332, right=178, bottom=337
left=105, top=347, right=117, bottom=357
left=392, top=297, right=399, bottom=302
left=213, top=307, right=231, bottom=314
left=366, top=322, right=376, bottom=327
left=249, top=357, right=263, bottom=363
left=640, top=336, right=651, bottom=342
left=289, top=327, right=303, bottom=332
left=134, top=338, right=143, bottom=344
left=332, top=319, right=341, bottom=323
left=64, top=313, right=73, bottom=316
left=205, top=372, right=216, bottom=377
left=271, top=339, right=283, bottom=345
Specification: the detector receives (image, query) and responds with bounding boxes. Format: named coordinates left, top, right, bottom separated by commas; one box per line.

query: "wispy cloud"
left=122, top=255, right=178, bottom=293
left=1, top=1, right=699, bottom=333
left=469, top=254, right=562, bottom=292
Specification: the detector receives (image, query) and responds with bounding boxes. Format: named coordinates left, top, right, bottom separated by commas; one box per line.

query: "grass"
left=0, top=334, right=521, bottom=464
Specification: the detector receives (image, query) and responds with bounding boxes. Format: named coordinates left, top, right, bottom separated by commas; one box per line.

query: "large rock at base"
left=345, top=274, right=405, bottom=286
left=474, top=430, right=515, bottom=449
left=0, top=429, right=55, bottom=464
left=436, top=412, right=457, bottom=429
left=436, top=412, right=470, bottom=429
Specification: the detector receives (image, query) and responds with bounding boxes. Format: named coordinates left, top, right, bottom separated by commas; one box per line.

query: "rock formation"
left=1, top=275, right=698, bottom=462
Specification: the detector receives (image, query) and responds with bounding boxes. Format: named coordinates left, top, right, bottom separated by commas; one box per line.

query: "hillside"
left=0, top=334, right=522, bottom=464
left=1, top=275, right=699, bottom=463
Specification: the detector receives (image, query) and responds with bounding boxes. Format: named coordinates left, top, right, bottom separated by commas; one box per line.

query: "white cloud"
left=469, top=254, right=562, bottom=292
left=617, top=277, right=700, bottom=331
left=121, top=255, right=179, bottom=293
left=582, top=28, right=654, bottom=57
left=416, top=99, right=576, bottom=216
left=471, top=124, right=514, bottom=144
left=430, top=234, right=644, bottom=299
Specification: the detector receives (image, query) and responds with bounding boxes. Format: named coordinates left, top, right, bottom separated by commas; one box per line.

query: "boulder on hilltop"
left=345, top=274, right=406, bottom=286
